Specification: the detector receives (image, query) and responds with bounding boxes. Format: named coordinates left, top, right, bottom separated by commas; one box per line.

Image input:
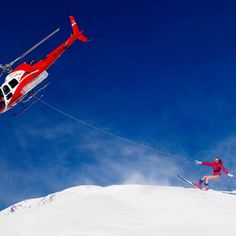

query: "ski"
left=177, top=174, right=203, bottom=190
left=220, top=191, right=236, bottom=196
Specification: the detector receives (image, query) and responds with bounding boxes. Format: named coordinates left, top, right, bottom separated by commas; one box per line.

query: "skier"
left=194, top=157, right=234, bottom=190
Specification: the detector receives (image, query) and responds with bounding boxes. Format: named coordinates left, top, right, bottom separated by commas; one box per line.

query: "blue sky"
left=0, top=0, right=236, bottom=209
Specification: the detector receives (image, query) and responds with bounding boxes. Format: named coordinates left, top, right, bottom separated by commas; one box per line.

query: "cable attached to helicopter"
left=36, top=97, right=194, bottom=163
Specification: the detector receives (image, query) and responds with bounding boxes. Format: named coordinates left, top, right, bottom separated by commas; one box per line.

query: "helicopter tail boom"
left=69, top=16, right=88, bottom=43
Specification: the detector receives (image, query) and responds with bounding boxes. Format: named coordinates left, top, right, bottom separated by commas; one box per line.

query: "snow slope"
left=0, top=185, right=236, bottom=236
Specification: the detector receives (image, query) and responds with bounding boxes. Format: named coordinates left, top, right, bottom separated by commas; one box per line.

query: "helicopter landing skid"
left=13, top=95, right=44, bottom=116
left=21, top=83, right=49, bottom=103
left=13, top=83, right=49, bottom=116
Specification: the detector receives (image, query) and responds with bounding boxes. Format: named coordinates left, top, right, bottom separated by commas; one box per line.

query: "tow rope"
left=38, top=98, right=194, bottom=163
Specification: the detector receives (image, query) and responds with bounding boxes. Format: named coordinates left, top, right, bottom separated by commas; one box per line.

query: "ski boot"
left=201, top=182, right=209, bottom=191
left=194, top=179, right=203, bottom=189
left=193, top=183, right=201, bottom=188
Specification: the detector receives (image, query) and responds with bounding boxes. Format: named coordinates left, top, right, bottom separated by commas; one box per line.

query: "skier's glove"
left=228, top=173, right=234, bottom=178
left=194, top=160, right=202, bottom=165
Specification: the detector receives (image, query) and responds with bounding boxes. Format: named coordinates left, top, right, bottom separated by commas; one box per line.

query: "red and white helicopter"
left=0, top=16, right=88, bottom=115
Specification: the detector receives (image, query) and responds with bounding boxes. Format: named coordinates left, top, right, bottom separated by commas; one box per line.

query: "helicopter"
left=0, top=16, right=88, bottom=115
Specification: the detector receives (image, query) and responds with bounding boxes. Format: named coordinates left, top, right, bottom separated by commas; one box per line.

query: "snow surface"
left=0, top=185, right=236, bottom=236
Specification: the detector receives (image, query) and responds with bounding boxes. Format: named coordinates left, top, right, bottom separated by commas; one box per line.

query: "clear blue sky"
left=0, top=0, right=236, bottom=209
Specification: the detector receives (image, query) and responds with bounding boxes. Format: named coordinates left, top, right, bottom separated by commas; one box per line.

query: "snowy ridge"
left=1, top=193, right=56, bottom=216
left=0, top=185, right=101, bottom=216
left=0, top=185, right=236, bottom=236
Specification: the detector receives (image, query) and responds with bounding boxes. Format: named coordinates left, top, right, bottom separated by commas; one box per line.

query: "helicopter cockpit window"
left=0, top=89, right=3, bottom=98
left=0, top=101, right=5, bottom=109
left=3, top=85, right=10, bottom=95
left=9, top=79, right=18, bottom=89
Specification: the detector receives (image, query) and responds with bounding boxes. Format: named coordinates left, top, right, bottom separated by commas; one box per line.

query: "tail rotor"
left=69, top=16, right=88, bottom=42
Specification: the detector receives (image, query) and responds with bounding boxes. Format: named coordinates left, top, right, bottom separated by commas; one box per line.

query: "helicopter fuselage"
left=0, top=16, right=88, bottom=114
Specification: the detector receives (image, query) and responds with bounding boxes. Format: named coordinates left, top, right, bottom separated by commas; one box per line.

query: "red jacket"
left=201, top=161, right=229, bottom=176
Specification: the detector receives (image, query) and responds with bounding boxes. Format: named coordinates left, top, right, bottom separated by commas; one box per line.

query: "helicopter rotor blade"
left=8, top=28, right=60, bottom=68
